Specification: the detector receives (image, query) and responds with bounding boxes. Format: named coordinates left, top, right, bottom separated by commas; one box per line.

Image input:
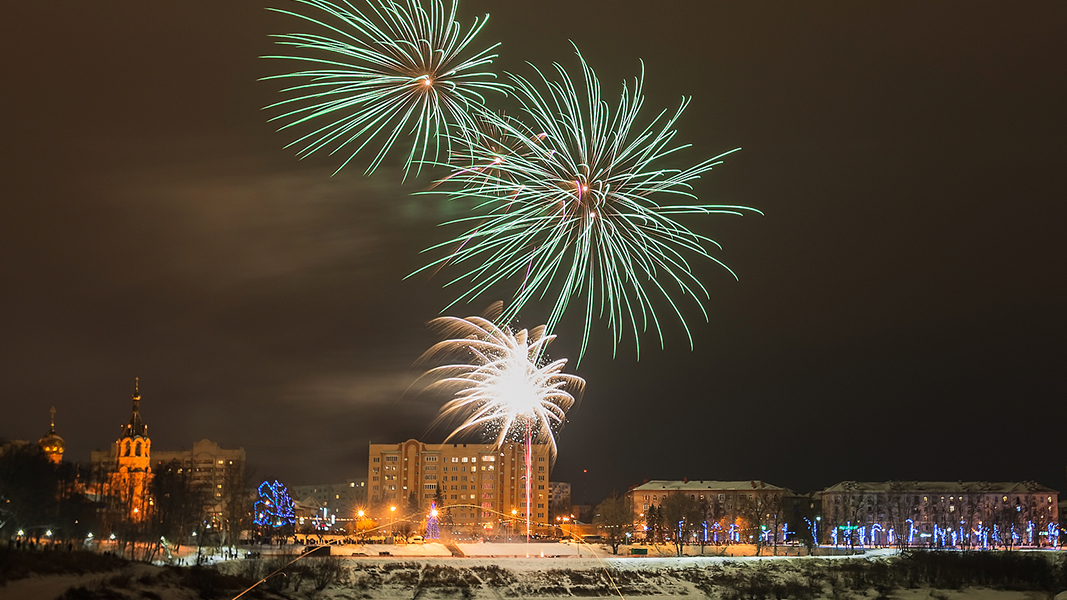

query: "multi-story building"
left=368, top=439, right=551, bottom=533
left=291, top=479, right=367, bottom=519
left=821, top=481, right=1060, bottom=548
left=150, top=439, right=246, bottom=505
left=549, top=481, right=571, bottom=520
left=627, top=479, right=789, bottom=541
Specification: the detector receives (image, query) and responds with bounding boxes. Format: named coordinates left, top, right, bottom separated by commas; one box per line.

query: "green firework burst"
left=415, top=48, right=761, bottom=359
left=263, top=0, right=509, bottom=177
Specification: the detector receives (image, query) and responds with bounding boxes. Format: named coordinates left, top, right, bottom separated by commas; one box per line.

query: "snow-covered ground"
left=7, top=547, right=1064, bottom=599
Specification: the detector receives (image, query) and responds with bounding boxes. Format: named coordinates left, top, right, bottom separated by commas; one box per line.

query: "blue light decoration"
left=830, top=527, right=838, bottom=546
left=870, top=523, right=883, bottom=547
left=1047, top=523, right=1060, bottom=547
left=887, top=527, right=895, bottom=546
left=710, top=521, right=723, bottom=544
left=804, top=518, right=817, bottom=545
left=1026, top=521, right=1034, bottom=545
left=426, top=502, right=440, bottom=540
left=906, top=519, right=915, bottom=546
left=254, top=480, right=296, bottom=528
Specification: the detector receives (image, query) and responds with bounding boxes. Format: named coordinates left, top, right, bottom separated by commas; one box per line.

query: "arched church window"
left=124, top=441, right=131, bottom=456
left=135, top=441, right=142, bottom=457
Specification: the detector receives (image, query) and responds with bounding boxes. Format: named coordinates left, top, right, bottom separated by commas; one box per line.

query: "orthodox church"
left=88, top=378, right=154, bottom=520
left=37, top=406, right=65, bottom=464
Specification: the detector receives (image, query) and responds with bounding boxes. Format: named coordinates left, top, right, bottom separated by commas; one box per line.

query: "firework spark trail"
left=263, top=0, right=509, bottom=177
left=413, top=46, right=761, bottom=360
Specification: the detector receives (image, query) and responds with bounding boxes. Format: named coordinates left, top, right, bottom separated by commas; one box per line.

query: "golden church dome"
left=38, top=407, right=65, bottom=463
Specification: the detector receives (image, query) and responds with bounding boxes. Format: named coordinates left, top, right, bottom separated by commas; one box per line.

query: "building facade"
left=821, top=481, right=1061, bottom=548
left=151, top=439, right=246, bottom=505
left=291, top=479, right=367, bottom=519
left=548, top=481, right=571, bottom=521
left=368, top=439, right=551, bottom=533
left=627, top=480, right=789, bottom=542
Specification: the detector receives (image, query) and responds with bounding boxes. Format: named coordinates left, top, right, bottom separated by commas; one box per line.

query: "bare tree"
left=661, top=493, right=701, bottom=557
left=219, top=462, right=252, bottom=551
left=151, top=460, right=204, bottom=554
left=593, top=492, right=633, bottom=555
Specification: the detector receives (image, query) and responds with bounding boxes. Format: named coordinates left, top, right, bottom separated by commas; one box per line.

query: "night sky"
left=3, top=1, right=1065, bottom=504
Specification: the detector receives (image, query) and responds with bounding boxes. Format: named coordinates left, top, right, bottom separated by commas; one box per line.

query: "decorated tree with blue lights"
left=254, top=479, right=296, bottom=544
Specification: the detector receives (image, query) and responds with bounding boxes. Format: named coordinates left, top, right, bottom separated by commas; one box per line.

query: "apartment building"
left=368, top=439, right=551, bottom=532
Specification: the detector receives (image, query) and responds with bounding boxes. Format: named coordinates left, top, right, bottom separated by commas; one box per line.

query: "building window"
left=538, top=457, right=545, bottom=462
left=373, top=457, right=379, bottom=463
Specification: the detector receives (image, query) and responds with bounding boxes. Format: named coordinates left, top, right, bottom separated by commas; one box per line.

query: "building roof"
left=821, top=481, right=1059, bottom=494
left=121, top=378, right=148, bottom=439
left=630, top=480, right=786, bottom=492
